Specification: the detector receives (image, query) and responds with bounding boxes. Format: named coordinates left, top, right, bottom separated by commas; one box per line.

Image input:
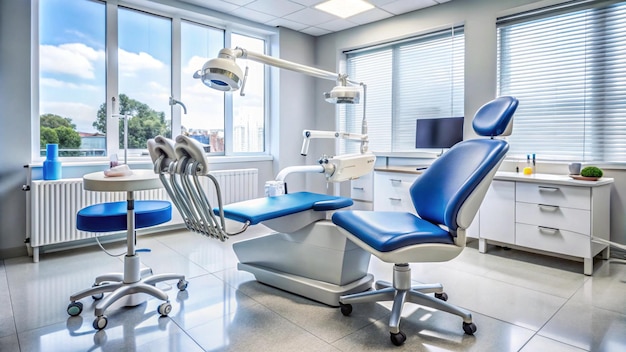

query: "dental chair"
left=332, top=96, right=518, bottom=346
left=148, top=135, right=377, bottom=307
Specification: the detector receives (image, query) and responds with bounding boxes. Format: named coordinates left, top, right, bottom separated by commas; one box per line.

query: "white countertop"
left=494, top=171, right=614, bottom=187
left=82, top=169, right=162, bottom=192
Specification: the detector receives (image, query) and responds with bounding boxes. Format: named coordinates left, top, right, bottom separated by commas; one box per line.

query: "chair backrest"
left=410, top=96, right=518, bottom=234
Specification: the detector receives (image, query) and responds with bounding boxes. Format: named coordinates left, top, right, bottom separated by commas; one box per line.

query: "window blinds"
left=340, top=27, right=464, bottom=154
left=497, top=1, right=626, bottom=162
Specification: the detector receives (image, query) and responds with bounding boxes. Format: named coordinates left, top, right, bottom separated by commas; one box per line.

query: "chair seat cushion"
left=217, top=192, right=353, bottom=225
left=77, top=200, right=172, bottom=233
left=332, top=211, right=454, bottom=252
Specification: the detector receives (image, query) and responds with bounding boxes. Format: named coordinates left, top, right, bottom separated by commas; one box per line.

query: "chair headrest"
left=175, top=135, right=209, bottom=175
left=472, top=96, right=518, bottom=137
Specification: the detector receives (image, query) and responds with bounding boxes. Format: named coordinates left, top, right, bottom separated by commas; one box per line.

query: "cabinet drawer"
left=374, top=172, right=417, bottom=213
left=516, top=183, right=590, bottom=210
left=515, top=223, right=591, bottom=258
left=351, top=172, right=373, bottom=201
left=516, top=202, right=590, bottom=236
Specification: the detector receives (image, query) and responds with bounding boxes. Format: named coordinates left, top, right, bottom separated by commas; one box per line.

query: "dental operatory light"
left=315, top=0, right=374, bottom=19
left=195, top=46, right=373, bottom=164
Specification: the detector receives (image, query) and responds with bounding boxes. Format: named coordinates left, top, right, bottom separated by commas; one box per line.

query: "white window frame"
left=32, top=0, right=273, bottom=162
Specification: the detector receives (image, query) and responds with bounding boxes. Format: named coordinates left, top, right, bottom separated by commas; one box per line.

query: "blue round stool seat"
left=77, top=200, right=172, bottom=233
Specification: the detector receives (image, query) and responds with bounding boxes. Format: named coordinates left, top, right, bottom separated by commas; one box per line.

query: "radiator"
left=27, top=168, right=258, bottom=262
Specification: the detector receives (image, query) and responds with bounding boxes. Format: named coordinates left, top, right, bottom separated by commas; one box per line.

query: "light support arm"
left=300, top=130, right=368, bottom=156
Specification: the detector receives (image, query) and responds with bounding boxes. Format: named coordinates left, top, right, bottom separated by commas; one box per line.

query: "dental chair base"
left=233, top=220, right=373, bottom=306
left=220, top=192, right=373, bottom=306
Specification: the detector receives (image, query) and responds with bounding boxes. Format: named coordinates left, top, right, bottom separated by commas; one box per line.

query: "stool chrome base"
left=67, top=254, right=188, bottom=330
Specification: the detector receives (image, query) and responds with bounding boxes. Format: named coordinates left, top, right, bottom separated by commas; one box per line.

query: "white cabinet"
left=478, top=172, right=612, bottom=275
left=374, top=171, right=418, bottom=213
left=350, top=172, right=374, bottom=210
left=479, top=180, right=515, bottom=246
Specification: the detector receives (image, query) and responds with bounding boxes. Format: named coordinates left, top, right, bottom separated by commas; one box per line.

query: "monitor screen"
left=415, top=117, right=464, bottom=149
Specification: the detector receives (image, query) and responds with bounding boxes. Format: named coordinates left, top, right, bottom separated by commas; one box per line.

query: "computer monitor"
left=415, top=117, right=464, bottom=149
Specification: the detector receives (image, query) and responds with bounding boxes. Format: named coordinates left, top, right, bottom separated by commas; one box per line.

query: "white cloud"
left=118, top=49, right=164, bottom=77
left=40, top=101, right=100, bottom=133
left=183, top=56, right=209, bottom=76
left=41, top=78, right=99, bottom=91
left=40, top=43, right=104, bottom=79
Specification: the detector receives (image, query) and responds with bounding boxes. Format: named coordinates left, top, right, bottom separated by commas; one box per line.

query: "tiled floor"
left=1, top=225, right=625, bottom=351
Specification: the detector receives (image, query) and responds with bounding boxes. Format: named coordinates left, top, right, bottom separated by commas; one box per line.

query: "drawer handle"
left=538, top=204, right=559, bottom=212
left=389, top=197, right=402, bottom=201
left=538, top=226, right=560, bottom=234
left=538, top=186, right=560, bottom=192
left=352, top=187, right=364, bottom=191
left=389, top=179, right=402, bottom=183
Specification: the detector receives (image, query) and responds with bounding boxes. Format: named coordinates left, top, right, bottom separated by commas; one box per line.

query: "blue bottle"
left=43, top=144, right=62, bottom=180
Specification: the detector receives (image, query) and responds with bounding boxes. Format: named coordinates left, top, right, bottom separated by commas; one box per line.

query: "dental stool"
left=67, top=200, right=188, bottom=330
left=333, top=96, right=518, bottom=346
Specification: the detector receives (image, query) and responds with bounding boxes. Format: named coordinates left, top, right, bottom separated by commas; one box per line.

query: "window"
left=340, top=27, right=465, bottom=154
left=39, top=0, right=106, bottom=157
left=37, top=0, right=267, bottom=160
left=497, top=1, right=626, bottom=162
left=231, top=34, right=266, bottom=153
left=180, top=21, right=225, bottom=153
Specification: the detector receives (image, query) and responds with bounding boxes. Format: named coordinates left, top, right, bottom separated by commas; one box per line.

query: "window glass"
left=36, top=0, right=267, bottom=161
left=116, top=7, right=172, bottom=158
left=498, top=1, right=626, bottom=162
left=181, top=21, right=225, bottom=153
left=231, top=34, right=266, bottom=153
left=39, top=0, right=106, bottom=157
left=341, top=28, right=464, bottom=154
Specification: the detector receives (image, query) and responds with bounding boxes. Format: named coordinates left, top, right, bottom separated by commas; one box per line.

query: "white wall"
left=313, top=0, right=626, bottom=246
left=0, top=0, right=32, bottom=258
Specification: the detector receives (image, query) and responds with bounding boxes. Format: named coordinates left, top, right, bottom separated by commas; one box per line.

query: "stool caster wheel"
left=93, top=315, right=108, bottom=330
left=339, top=303, right=352, bottom=316
left=157, top=302, right=172, bottom=316
left=463, top=322, right=477, bottom=335
left=435, top=292, right=448, bottom=301
left=177, top=279, right=188, bottom=291
left=390, top=331, right=406, bottom=346
left=67, top=301, right=83, bottom=316
left=91, top=283, right=104, bottom=300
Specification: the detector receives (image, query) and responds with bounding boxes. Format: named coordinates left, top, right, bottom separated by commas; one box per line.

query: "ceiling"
left=179, top=0, right=451, bottom=36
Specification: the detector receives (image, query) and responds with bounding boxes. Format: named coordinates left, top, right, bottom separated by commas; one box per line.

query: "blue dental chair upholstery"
left=332, top=96, right=518, bottom=346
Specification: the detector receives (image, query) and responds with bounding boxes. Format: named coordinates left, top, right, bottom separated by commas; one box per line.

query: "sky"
left=39, top=0, right=265, bottom=136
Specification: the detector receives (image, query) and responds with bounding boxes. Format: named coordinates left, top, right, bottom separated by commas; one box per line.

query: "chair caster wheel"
left=67, top=301, right=83, bottom=316
left=463, top=322, right=477, bottom=335
left=93, top=315, right=108, bottom=330
left=158, top=302, right=172, bottom=316
left=435, top=292, right=448, bottom=301
left=390, top=331, right=406, bottom=346
left=177, top=279, right=188, bottom=291
left=339, top=303, right=352, bottom=316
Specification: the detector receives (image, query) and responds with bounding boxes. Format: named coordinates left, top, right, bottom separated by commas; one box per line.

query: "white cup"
left=568, top=162, right=582, bottom=175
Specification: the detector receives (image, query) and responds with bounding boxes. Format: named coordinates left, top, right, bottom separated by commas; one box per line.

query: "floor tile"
left=16, top=313, right=202, bottom=352
left=569, top=261, right=626, bottom=315
left=0, top=266, right=16, bottom=339
left=539, top=299, right=626, bottom=351
left=168, top=273, right=258, bottom=331
left=520, top=334, right=587, bottom=352
left=0, top=334, right=20, bottom=352
left=332, top=306, right=534, bottom=351
left=407, top=264, right=567, bottom=331
left=186, top=302, right=339, bottom=351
